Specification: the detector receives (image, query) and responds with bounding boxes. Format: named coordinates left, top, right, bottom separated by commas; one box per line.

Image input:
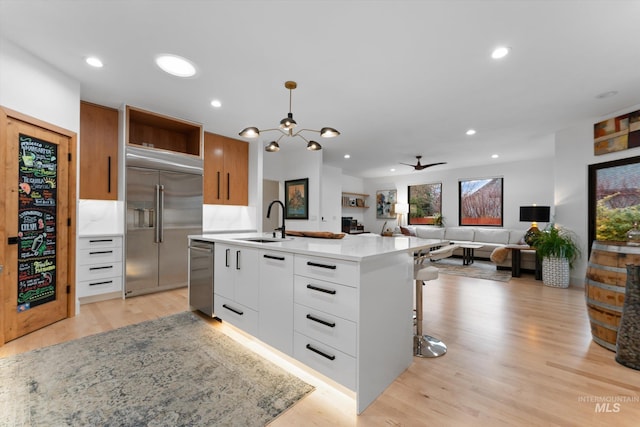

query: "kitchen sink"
left=233, top=237, right=291, bottom=243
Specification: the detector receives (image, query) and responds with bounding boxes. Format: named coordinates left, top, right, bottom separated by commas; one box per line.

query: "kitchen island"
left=188, top=232, right=448, bottom=413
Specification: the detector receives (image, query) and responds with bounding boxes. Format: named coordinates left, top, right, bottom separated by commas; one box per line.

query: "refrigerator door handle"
left=158, top=184, right=165, bottom=243
left=154, top=184, right=161, bottom=243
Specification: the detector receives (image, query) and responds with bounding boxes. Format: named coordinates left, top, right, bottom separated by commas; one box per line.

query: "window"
left=408, top=183, right=442, bottom=225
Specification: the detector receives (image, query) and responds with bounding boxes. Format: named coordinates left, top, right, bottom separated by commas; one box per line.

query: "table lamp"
left=394, top=203, right=409, bottom=227
left=520, top=205, right=550, bottom=245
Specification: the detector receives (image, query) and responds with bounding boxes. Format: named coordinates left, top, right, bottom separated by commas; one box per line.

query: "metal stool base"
left=414, top=334, right=447, bottom=358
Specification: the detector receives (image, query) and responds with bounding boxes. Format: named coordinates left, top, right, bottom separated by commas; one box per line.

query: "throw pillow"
left=400, top=226, right=416, bottom=236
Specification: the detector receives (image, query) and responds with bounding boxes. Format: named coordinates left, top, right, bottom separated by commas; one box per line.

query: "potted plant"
left=531, top=224, right=581, bottom=288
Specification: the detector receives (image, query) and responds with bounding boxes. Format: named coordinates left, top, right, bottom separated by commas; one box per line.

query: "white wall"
left=361, top=157, right=555, bottom=234
left=263, top=143, right=324, bottom=231
left=555, top=103, right=640, bottom=284
left=0, top=38, right=80, bottom=132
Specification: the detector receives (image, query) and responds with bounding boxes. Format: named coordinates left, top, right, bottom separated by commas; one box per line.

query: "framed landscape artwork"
left=408, top=183, right=442, bottom=225
left=458, top=177, right=503, bottom=226
left=588, top=155, right=640, bottom=251
left=376, top=189, right=397, bottom=219
left=284, top=178, right=309, bottom=219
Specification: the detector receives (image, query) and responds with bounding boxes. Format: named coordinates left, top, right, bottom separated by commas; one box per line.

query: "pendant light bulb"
left=307, top=141, right=322, bottom=151
left=265, top=141, right=280, bottom=152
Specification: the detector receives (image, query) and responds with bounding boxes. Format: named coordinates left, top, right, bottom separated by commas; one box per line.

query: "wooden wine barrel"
left=585, top=241, right=640, bottom=351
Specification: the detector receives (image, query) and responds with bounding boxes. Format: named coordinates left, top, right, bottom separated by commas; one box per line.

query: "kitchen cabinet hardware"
left=222, top=303, right=244, bottom=316
left=263, top=254, right=286, bottom=261
left=306, top=314, right=336, bottom=328
left=89, top=280, right=113, bottom=286
left=305, top=344, right=336, bottom=361
left=89, top=265, right=113, bottom=271
left=306, top=284, right=337, bottom=295
left=236, top=250, right=241, bottom=270
left=89, top=250, right=113, bottom=255
left=307, top=261, right=337, bottom=270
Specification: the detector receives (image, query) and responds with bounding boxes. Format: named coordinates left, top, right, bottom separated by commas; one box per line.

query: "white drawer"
left=78, top=247, right=122, bottom=266
left=78, top=236, right=122, bottom=250
left=77, top=275, right=122, bottom=298
left=294, top=303, right=357, bottom=356
left=294, top=254, right=358, bottom=287
left=294, top=332, right=356, bottom=391
left=294, top=275, right=358, bottom=322
left=214, top=294, right=259, bottom=337
left=77, top=261, right=123, bottom=282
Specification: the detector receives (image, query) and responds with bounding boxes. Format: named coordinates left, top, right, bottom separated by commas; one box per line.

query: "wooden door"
left=79, top=101, right=118, bottom=200
left=224, top=137, right=248, bottom=206
left=203, top=132, right=225, bottom=204
left=2, top=113, right=72, bottom=343
left=203, top=132, right=248, bottom=206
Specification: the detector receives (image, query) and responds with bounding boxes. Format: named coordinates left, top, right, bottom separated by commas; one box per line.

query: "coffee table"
left=459, top=243, right=483, bottom=265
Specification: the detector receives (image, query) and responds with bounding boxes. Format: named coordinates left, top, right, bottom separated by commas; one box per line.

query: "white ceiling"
left=2, top=0, right=639, bottom=178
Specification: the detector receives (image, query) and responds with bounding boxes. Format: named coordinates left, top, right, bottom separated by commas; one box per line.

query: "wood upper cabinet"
left=203, top=132, right=248, bottom=205
left=79, top=101, right=118, bottom=200
left=126, top=106, right=201, bottom=156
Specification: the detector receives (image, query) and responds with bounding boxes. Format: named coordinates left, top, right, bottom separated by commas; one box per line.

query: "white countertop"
left=189, top=232, right=449, bottom=262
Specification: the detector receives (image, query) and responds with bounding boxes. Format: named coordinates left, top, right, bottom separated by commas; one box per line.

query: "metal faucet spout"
left=267, top=200, right=286, bottom=238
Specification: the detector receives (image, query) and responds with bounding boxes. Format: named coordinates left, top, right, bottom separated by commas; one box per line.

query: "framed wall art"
left=458, top=177, right=503, bottom=226
left=284, top=178, right=309, bottom=219
left=588, top=155, right=640, bottom=251
left=376, top=189, right=397, bottom=219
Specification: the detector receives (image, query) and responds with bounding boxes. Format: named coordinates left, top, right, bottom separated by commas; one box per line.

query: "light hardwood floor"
left=2, top=271, right=639, bottom=426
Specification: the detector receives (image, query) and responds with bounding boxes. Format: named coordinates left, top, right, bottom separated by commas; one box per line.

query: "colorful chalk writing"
left=17, top=134, right=57, bottom=309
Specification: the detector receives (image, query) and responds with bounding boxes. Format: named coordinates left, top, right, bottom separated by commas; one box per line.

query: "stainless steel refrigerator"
left=125, top=146, right=202, bottom=297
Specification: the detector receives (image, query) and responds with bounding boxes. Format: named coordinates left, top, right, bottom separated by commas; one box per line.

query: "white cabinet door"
left=214, top=243, right=259, bottom=309
left=234, top=246, right=259, bottom=310
left=259, top=250, right=294, bottom=355
left=214, top=244, right=235, bottom=300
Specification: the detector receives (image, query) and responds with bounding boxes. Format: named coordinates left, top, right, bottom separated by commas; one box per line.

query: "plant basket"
left=542, top=256, right=570, bottom=288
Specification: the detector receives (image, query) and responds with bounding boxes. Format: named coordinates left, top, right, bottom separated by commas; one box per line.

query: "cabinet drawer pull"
left=306, top=261, right=337, bottom=270
left=217, top=171, right=221, bottom=200
left=225, top=248, right=230, bottom=267
left=222, top=304, right=243, bottom=316
left=89, top=239, right=113, bottom=243
left=108, top=155, right=112, bottom=193
left=89, top=280, right=113, bottom=286
left=306, top=314, right=336, bottom=328
left=306, top=284, right=337, bottom=295
left=263, top=254, right=285, bottom=261
left=89, top=265, right=114, bottom=271
left=236, top=250, right=241, bottom=270
left=227, top=172, right=230, bottom=200
left=305, top=344, right=336, bottom=360
left=89, top=250, right=113, bottom=255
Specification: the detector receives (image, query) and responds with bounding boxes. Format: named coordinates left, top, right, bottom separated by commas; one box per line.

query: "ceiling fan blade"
left=421, top=162, right=447, bottom=168
left=399, top=162, right=416, bottom=167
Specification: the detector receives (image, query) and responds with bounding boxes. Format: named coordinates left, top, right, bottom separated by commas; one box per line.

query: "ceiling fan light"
left=320, top=127, right=340, bottom=138
left=265, top=141, right=280, bottom=152
left=239, top=127, right=260, bottom=138
left=307, top=140, right=322, bottom=151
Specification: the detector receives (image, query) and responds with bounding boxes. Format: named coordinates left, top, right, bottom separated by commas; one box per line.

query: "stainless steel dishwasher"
left=188, top=239, right=214, bottom=316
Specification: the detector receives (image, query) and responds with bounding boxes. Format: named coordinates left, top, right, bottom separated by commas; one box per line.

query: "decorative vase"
left=616, top=264, right=640, bottom=370
left=542, top=256, right=570, bottom=288
left=628, top=222, right=640, bottom=246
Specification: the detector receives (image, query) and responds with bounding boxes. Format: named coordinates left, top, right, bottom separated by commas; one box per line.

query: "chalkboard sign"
left=17, top=134, right=58, bottom=310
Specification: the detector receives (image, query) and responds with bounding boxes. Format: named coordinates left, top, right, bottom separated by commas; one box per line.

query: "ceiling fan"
left=400, top=155, right=447, bottom=171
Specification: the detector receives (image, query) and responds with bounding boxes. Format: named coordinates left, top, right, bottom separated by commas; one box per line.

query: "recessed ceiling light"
left=85, top=56, right=103, bottom=68
left=344, top=154, right=351, bottom=159
left=210, top=99, right=222, bottom=108
left=466, top=129, right=476, bottom=136
left=390, top=168, right=396, bottom=172
left=595, top=90, right=618, bottom=99
left=491, top=46, right=510, bottom=59
left=155, top=54, right=197, bottom=77
left=491, top=154, right=499, bottom=159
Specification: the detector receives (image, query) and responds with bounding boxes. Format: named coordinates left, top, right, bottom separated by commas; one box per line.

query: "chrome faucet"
left=267, top=200, right=286, bottom=238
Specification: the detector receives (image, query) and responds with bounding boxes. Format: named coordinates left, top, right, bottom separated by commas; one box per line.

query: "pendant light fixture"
left=239, top=81, right=340, bottom=152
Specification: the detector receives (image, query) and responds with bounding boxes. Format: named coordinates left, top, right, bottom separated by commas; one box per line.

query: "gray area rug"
left=430, top=258, right=512, bottom=282
left=0, top=312, right=314, bottom=426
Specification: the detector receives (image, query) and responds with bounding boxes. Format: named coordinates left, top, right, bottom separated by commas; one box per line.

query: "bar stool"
left=414, top=265, right=447, bottom=358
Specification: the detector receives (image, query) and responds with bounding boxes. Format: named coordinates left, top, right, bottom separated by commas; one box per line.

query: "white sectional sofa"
left=397, top=226, right=537, bottom=271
